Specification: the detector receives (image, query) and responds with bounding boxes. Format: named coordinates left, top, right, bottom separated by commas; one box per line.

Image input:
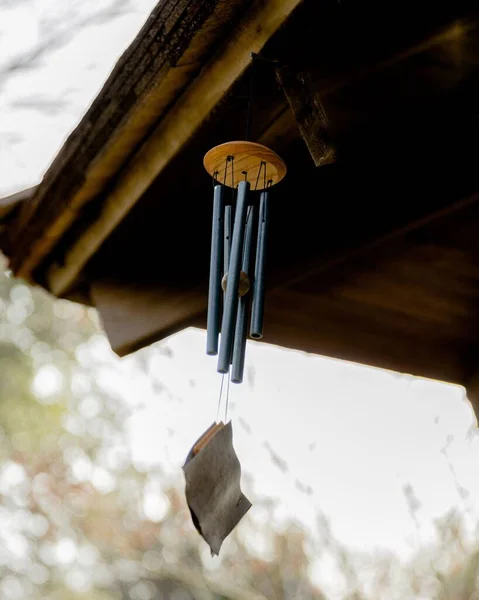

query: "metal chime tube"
left=218, top=180, right=250, bottom=373
left=250, top=189, right=270, bottom=338
left=206, top=184, right=225, bottom=355
left=231, top=205, right=256, bottom=383
left=224, top=204, right=233, bottom=366
left=224, top=205, right=232, bottom=275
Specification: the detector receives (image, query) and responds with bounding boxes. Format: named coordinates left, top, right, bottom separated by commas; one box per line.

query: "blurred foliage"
left=0, top=260, right=478, bottom=599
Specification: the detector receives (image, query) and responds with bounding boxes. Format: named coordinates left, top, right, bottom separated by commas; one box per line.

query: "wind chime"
left=204, top=140, right=286, bottom=381
left=183, top=55, right=287, bottom=556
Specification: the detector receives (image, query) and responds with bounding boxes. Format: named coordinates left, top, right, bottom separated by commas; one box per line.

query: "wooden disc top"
left=203, top=141, right=286, bottom=190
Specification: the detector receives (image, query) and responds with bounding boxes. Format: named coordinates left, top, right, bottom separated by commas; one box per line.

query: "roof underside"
left=3, top=0, right=479, bottom=404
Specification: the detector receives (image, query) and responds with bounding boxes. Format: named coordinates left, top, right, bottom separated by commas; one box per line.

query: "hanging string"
left=254, top=161, right=265, bottom=191
left=223, top=157, right=230, bottom=185
left=241, top=205, right=253, bottom=265
left=225, top=371, right=231, bottom=422
left=245, top=53, right=279, bottom=142
left=245, top=54, right=256, bottom=141
left=215, top=371, right=231, bottom=423
left=216, top=374, right=225, bottom=422
left=212, top=170, right=219, bottom=190
left=230, top=156, right=236, bottom=242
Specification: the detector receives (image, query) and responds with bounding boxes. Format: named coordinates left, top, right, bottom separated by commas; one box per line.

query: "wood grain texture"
left=46, top=0, right=303, bottom=295
left=0, top=186, right=37, bottom=222
left=9, top=0, right=254, bottom=280
left=90, top=279, right=206, bottom=356
left=204, top=141, right=287, bottom=189
left=277, top=65, right=336, bottom=167
left=3, top=0, right=479, bottom=422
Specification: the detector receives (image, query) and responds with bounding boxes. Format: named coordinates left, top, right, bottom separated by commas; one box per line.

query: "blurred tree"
left=0, top=258, right=478, bottom=599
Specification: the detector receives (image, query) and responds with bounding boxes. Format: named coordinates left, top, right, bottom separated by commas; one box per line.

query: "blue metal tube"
left=224, top=205, right=232, bottom=275
left=218, top=181, right=250, bottom=373
left=224, top=204, right=233, bottom=366
left=250, top=189, right=270, bottom=339
left=232, top=205, right=256, bottom=383
left=231, top=299, right=248, bottom=383
left=206, top=184, right=225, bottom=355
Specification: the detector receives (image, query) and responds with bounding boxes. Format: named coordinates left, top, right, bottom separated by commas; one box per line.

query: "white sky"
left=110, top=328, right=478, bottom=561
left=0, top=0, right=158, bottom=196
left=2, top=0, right=479, bottom=569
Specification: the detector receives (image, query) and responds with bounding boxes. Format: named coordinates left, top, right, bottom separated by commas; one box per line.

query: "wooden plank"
left=0, top=186, right=37, bottom=221
left=276, top=65, right=336, bottom=167
left=258, top=106, right=300, bottom=150
left=13, top=2, right=478, bottom=286
left=46, top=0, right=304, bottom=296
left=266, top=192, right=479, bottom=295
left=10, top=0, right=251, bottom=280
left=203, top=141, right=287, bottom=190
left=260, top=288, right=467, bottom=385
left=90, top=280, right=205, bottom=356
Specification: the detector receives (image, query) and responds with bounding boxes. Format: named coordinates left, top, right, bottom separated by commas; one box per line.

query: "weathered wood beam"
left=262, top=287, right=467, bottom=386
left=46, top=0, right=304, bottom=297
left=258, top=105, right=300, bottom=151
left=94, top=189, right=479, bottom=360
left=320, top=19, right=475, bottom=101
left=267, top=192, right=479, bottom=294
left=0, top=186, right=37, bottom=221
left=90, top=280, right=205, bottom=356
left=10, top=0, right=251, bottom=281
left=276, top=65, right=336, bottom=167
left=273, top=16, right=477, bottom=169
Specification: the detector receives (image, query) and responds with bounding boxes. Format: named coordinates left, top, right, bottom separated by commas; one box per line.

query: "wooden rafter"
left=9, top=0, right=268, bottom=281
left=46, top=0, right=303, bottom=296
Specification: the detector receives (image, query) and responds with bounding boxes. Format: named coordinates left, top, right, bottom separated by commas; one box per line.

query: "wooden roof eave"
left=8, top=0, right=248, bottom=278
left=0, top=186, right=37, bottom=223
left=5, top=0, right=303, bottom=292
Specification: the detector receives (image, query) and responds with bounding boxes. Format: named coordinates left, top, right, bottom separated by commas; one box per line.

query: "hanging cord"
left=254, top=161, right=266, bottom=191
left=230, top=156, right=236, bottom=213
left=239, top=205, right=253, bottom=269
left=225, top=371, right=231, bottom=422
left=223, top=156, right=231, bottom=185
left=245, top=53, right=280, bottom=141
left=215, top=372, right=231, bottom=423
left=216, top=374, right=225, bottom=422
left=245, top=53, right=256, bottom=141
